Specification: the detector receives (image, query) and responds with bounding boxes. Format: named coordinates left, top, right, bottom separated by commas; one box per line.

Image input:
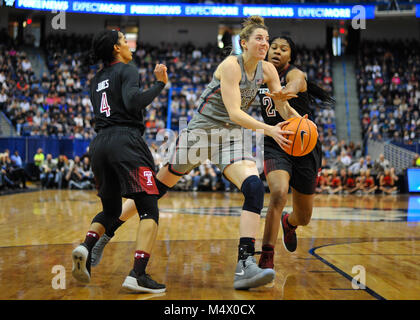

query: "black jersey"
left=256, top=64, right=313, bottom=126
left=90, top=61, right=165, bottom=133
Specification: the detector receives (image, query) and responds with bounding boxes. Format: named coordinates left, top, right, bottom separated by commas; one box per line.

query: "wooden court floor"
left=0, top=190, right=419, bottom=300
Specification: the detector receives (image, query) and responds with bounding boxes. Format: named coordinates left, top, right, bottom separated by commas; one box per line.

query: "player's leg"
left=91, top=131, right=194, bottom=266
left=223, top=160, right=275, bottom=290
left=259, top=169, right=290, bottom=269
left=72, top=135, right=122, bottom=283
left=279, top=145, right=321, bottom=254
left=122, top=193, right=166, bottom=293
left=72, top=193, right=122, bottom=283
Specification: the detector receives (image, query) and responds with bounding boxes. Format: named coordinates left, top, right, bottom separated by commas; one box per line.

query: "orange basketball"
left=280, top=117, right=318, bottom=157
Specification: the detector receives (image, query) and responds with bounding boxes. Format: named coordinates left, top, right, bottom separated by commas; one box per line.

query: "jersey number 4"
left=263, top=96, right=276, bottom=117
left=100, top=92, right=111, bottom=117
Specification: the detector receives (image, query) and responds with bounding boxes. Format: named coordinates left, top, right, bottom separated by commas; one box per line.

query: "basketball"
left=280, top=117, right=318, bottom=157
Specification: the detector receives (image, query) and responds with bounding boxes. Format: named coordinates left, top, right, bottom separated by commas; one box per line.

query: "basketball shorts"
left=167, top=126, right=256, bottom=176
left=263, top=138, right=322, bottom=195
left=89, top=126, right=159, bottom=199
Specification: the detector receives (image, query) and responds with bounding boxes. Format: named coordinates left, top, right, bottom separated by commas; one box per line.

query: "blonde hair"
left=239, top=16, right=268, bottom=46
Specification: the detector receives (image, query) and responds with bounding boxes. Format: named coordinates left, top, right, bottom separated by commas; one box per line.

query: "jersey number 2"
left=263, top=96, right=276, bottom=117
left=100, top=92, right=111, bottom=117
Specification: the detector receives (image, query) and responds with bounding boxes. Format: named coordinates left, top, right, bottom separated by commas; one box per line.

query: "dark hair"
left=270, top=35, right=335, bottom=106
left=83, top=30, right=120, bottom=66
left=270, top=35, right=296, bottom=65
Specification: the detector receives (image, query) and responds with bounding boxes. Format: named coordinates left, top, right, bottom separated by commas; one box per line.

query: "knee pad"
left=133, top=193, right=160, bottom=224
left=241, top=175, right=265, bottom=215
left=91, top=211, right=115, bottom=231
left=156, top=179, right=169, bottom=200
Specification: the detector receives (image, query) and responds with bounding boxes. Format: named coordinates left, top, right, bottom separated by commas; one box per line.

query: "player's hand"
left=154, top=64, right=168, bottom=84
left=268, top=123, right=294, bottom=150
left=265, top=88, right=298, bottom=101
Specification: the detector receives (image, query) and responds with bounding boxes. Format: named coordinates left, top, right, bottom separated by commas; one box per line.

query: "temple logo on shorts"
left=144, top=170, right=154, bottom=186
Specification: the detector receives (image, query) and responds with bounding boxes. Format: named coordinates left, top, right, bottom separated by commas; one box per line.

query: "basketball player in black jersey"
left=257, top=36, right=334, bottom=269
left=71, top=29, right=169, bottom=293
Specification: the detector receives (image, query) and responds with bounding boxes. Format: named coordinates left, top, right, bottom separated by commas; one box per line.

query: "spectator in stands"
left=315, top=169, right=331, bottom=194
left=361, top=169, right=377, bottom=195
left=33, top=148, right=45, bottom=178
left=55, top=154, right=69, bottom=189
left=198, top=165, right=217, bottom=192
left=379, top=168, right=398, bottom=195
left=329, top=169, right=342, bottom=194
left=9, top=150, right=27, bottom=189
left=348, top=156, right=366, bottom=175
left=412, top=154, right=420, bottom=167
left=40, top=154, right=57, bottom=188
left=66, top=156, right=83, bottom=189
left=343, top=170, right=360, bottom=194
left=0, top=155, right=16, bottom=190
left=374, top=153, right=391, bottom=174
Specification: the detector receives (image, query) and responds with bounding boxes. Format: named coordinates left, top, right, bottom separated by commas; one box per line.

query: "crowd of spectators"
left=0, top=31, right=96, bottom=139
left=0, top=147, right=94, bottom=193
left=316, top=151, right=405, bottom=195
left=5, top=29, right=400, bottom=195
left=356, top=39, right=420, bottom=146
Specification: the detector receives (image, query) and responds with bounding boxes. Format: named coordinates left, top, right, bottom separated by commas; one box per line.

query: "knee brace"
left=241, top=175, right=265, bottom=215
left=132, top=193, right=160, bottom=225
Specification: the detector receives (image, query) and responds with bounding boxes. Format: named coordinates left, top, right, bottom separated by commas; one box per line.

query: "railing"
left=367, top=139, right=418, bottom=174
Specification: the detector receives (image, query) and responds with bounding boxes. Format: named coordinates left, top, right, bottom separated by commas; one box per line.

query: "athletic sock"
left=133, top=250, right=150, bottom=276
left=262, top=244, right=274, bottom=252
left=105, top=218, right=125, bottom=237
left=238, top=237, right=255, bottom=261
left=83, top=230, right=100, bottom=251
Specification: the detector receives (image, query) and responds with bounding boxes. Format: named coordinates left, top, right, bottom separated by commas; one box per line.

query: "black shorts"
left=89, top=126, right=159, bottom=199
left=263, top=138, right=322, bottom=195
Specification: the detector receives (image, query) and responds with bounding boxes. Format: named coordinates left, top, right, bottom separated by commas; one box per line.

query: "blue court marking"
left=309, top=241, right=388, bottom=300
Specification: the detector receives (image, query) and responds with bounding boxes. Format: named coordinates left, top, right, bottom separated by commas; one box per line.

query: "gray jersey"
left=190, top=54, right=264, bottom=130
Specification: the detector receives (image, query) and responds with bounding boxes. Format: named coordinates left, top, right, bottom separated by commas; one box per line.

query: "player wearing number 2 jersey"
left=71, top=29, right=169, bottom=293
left=256, top=36, right=334, bottom=269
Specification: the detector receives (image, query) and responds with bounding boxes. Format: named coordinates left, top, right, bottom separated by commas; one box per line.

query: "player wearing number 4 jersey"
left=71, top=29, right=168, bottom=293
left=257, top=36, right=334, bottom=269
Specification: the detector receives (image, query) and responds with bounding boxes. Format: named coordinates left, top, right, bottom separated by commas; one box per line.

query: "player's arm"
left=121, top=64, right=167, bottom=113
left=263, top=62, right=301, bottom=120
left=284, top=68, right=307, bottom=95
left=219, top=58, right=293, bottom=149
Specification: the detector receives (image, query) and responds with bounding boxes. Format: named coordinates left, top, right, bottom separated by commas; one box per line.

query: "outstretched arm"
left=263, top=62, right=301, bottom=120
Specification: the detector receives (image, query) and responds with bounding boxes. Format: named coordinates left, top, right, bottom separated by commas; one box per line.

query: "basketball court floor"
left=0, top=190, right=419, bottom=300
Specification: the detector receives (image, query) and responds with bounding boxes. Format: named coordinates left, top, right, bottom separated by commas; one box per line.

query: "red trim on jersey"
left=198, top=87, right=221, bottom=114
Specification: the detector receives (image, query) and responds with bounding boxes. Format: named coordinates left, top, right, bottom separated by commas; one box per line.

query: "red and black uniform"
left=383, top=175, right=393, bottom=187
left=258, top=64, right=322, bottom=194
left=331, top=176, right=341, bottom=188
left=345, top=177, right=356, bottom=188
left=364, top=176, right=374, bottom=188
left=89, top=62, right=165, bottom=199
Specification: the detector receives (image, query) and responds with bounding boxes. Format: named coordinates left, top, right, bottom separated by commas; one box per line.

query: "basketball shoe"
left=122, top=269, right=166, bottom=293
left=91, top=234, right=112, bottom=267
left=72, top=243, right=91, bottom=283
left=281, top=211, right=297, bottom=252
left=234, top=255, right=275, bottom=290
